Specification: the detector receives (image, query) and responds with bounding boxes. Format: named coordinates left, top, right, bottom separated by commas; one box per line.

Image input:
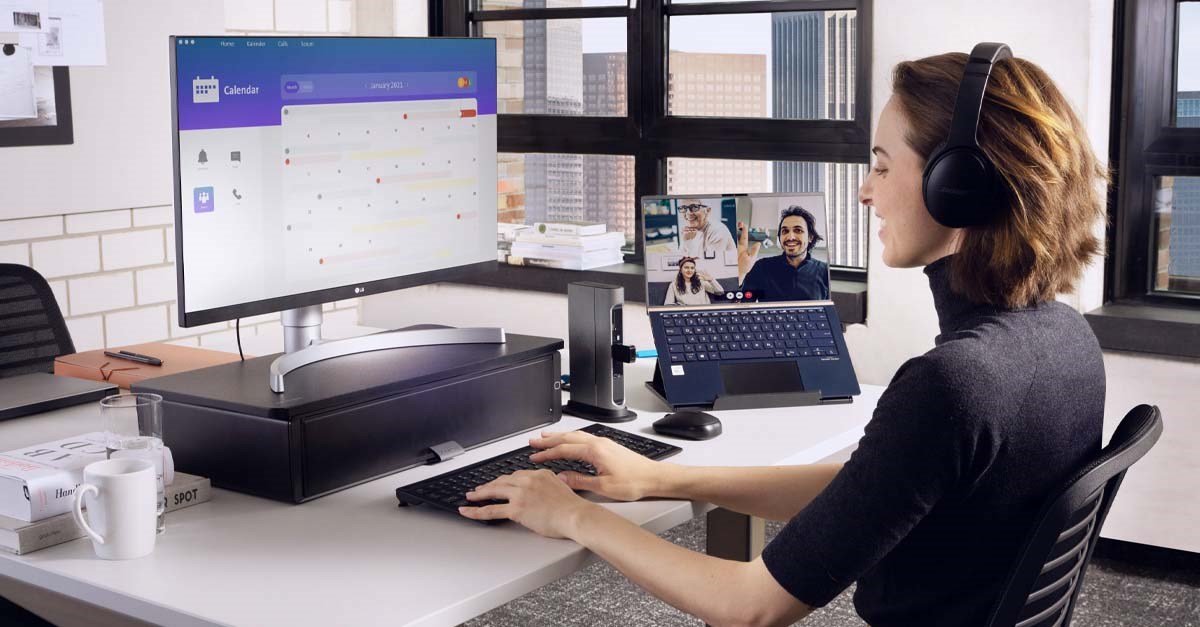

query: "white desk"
left=0, top=359, right=881, bottom=627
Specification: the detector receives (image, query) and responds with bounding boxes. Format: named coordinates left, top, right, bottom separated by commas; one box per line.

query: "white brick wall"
left=65, top=316, right=105, bottom=352
left=136, top=265, right=177, bottom=304
left=32, top=236, right=101, bottom=278
left=66, top=210, right=131, bottom=234
left=133, top=205, right=173, bottom=227
left=0, top=216, right=62, bottom=243
left=102, top=229, right=165, bottom=270
left=70, top=272, right=135, bottom=315
left=48, top=280, right=68, bottom=314
left=0, top=210, right=363, bottom=352
left=106, top=306, right=170, bottom=347
left=0, top=243, right=28, bottom=265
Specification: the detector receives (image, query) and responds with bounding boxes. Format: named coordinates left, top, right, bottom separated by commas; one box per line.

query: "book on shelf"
left=512, top=231, right=626, bottom=251
left=505, top=252, right=624, bottom=271
left=0, top=472, right=211, bottom=555
left=532, top=220, right=607, bottom=237
left=497, top=222, right=532, bottom=243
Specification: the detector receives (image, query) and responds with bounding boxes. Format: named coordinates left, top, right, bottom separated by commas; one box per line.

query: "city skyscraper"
left=1165, top=91, right=1200, bottom=287
left=771, top=11, right=868, bottom=269
left=582, top=53, right=635, bottom=240
left=665, top=51, right=770, bottom=196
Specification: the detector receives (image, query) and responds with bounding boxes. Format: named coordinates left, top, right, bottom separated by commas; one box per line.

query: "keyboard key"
left=685, top=353, right=696, bottom=361
left=664, top=328, right=679, bottom=336
left=667, top=336, right=686, bottom=344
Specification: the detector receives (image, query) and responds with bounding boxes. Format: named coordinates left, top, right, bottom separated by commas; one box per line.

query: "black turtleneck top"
left=761, top=256, right=1105, bottom=626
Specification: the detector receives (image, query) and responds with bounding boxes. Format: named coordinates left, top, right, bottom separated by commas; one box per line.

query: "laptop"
left=0, top=372, right=118, bottom=421
left=643, top=193, right=861, bottom=408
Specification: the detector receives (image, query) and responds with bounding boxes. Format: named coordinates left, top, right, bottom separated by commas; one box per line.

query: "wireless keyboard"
left=395, top=423, right=682, bottom=523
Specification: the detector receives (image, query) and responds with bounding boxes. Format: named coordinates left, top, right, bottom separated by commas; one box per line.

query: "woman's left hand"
left=459, top=469, right=596, bottom=539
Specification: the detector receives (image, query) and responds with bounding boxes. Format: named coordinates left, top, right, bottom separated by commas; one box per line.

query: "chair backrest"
left=0, top=263, right=75, bottom=379
left=985, top=404, right=1163, bottom=627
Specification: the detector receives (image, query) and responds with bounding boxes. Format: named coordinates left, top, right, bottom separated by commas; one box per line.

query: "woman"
left=461, top=50, right=1107, bottom=626
left=664, top=257, right=725, bottom=305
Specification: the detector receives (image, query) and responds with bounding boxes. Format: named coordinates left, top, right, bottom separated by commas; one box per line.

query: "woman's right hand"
left=528, top=430, right=665, bottom=501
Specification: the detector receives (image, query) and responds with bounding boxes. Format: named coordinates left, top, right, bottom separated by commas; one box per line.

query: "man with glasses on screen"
left=679, top=200, right=737, bottom=259
left=737, top=205, right=830, bottom=301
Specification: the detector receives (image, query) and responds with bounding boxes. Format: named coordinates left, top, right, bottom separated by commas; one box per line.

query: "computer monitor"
left=170, top=36, right=498, bottom=341
left=642, top=193, right=831, bottom=307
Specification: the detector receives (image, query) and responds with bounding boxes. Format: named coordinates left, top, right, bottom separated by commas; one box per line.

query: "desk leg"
left=0, top=574, right=154, bottom=627
left=705, top=507, right=765, bottom=562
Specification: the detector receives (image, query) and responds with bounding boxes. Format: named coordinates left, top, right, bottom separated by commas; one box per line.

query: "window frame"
left=1087, top=0, right=1200, bottom=357
left=431, top=0, right=872, bottom=320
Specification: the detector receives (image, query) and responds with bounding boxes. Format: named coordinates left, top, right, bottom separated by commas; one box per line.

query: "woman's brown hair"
left=891, top=53, right=1107, bottom=309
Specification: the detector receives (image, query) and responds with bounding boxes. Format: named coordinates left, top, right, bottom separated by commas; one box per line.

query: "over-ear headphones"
left=921, top=42, right=1013, bottom=228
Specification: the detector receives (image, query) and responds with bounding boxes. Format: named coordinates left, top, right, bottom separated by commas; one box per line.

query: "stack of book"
left=0, top=433, right=212, bottom=555
left=506, top=221, right=626, bottom=270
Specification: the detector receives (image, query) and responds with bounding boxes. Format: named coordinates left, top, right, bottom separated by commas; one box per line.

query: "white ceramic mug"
left=72, top=458, right=158, bottom=560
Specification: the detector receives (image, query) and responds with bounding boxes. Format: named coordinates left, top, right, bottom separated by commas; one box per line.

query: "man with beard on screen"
left=737, top=205, right=830, bottom=301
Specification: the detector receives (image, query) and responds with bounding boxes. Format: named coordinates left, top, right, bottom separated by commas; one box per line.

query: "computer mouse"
left=652, top=409, right=723, bottom=440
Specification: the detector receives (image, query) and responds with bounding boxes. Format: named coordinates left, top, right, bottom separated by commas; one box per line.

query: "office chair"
left=985, top=404, right=1164, bottom=627
left=0, top=263, right=75, bottom=379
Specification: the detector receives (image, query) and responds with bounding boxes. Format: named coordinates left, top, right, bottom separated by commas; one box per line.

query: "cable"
left=235, top=318, right=244, bottom=361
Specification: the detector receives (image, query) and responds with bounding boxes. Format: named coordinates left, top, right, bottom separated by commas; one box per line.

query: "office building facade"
left=1159, top=91, right=1200, bottom=290
left=771, top=11, right=868, bottom=269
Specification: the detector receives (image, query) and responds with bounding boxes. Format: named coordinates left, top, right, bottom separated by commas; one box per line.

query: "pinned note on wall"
left=18, top=0, right=107, bottom=67
left=0, top=43, right=37, bottom=121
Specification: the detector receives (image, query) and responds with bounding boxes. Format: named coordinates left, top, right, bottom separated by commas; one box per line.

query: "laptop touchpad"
left=719, top=361, right=804, bottom=396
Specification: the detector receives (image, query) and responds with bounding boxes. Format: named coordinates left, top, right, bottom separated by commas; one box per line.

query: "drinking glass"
left=100, top=393, right=165, bottom=534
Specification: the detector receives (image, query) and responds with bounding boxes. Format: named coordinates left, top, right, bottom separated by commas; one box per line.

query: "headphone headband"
left=920, top=42, right=1013, bottom=229
left=945, top=43, right=1012, bottom=149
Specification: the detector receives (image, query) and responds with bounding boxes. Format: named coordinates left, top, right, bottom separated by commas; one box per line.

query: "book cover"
left=513, top=231, right=626, bottom=251
left=509, top=242, right=626, bottom=261
left=0, top=432, right=108, bottom=523
left=533, top=220, right=607, bottom=236
left=0, top=472, right=212, bottom=555
left=507, top=253, right=624, bottom=271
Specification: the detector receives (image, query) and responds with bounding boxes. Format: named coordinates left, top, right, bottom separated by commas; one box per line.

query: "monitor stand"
left=269, top=305, right=506, bottom=393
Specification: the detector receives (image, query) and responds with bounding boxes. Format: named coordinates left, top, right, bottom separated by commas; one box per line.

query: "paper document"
left=18, top=0, right=106, bottom=66
left=0, top=0, right=49, bottom=32
left=0, top=44, right=37, bottom=120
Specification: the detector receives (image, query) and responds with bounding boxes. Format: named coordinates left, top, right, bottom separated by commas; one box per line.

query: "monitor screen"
left=643, top=193, right=831, bottom=307
left=172, top=36, right=497, bottom=326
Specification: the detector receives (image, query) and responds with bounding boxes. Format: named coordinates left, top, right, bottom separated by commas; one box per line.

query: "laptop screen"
left=643, top=193, right=832, bottom=308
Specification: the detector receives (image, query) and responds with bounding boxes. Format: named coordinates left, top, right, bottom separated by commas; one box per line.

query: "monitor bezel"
left=170, top=35, right=499, bottom=329
left=640, top=192, right=831, bottom=313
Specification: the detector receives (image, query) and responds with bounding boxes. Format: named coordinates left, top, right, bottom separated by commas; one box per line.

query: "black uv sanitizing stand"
left=646, top=358, right=849, bottom=411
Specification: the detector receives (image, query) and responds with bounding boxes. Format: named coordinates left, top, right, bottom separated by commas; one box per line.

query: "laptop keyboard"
left=658, top=307, right=838, bottom=362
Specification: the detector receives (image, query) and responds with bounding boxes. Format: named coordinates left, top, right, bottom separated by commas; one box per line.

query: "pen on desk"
left=104, top=350, right=163, bottom=367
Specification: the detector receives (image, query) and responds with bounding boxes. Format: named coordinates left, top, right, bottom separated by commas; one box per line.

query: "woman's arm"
left=461, top=471, right=812, bottom=627
left=652, top=463, right=843, bottom=522
left=530, top=431, right=842, bottom=521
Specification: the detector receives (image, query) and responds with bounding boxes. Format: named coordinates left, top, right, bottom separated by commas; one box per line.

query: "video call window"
left=645, top=194, right=831, bottom=306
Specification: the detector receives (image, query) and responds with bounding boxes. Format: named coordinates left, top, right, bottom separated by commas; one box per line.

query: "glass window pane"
left=668, top=11, right=857, bottom=120
left=1177, top=2, right=1200, bottom=126
left=666, top=157, right=869, bottom=268
left=497, top=153, right=636, bottom=255
left=1153, top=176, right=1200, bottom=295
left=478, top=18, right=627, bottom=116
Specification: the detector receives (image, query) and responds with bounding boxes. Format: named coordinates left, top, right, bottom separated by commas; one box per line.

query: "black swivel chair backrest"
left=985, top=404, right=1164, bottom=627
left=0, top=263, right=75, bottom=379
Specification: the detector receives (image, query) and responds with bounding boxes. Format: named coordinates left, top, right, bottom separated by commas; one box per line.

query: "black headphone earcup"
left=922, top=146, right=999, bottom=228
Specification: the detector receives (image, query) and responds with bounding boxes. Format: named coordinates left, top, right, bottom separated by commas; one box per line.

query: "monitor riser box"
left=133, top=333, right=563, bottom=503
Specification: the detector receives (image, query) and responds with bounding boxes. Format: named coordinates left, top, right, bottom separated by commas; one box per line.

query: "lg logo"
left=354, top=287, right=365, bottom=294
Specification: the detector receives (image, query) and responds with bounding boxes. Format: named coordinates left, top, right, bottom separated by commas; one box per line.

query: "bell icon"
left=198, top=149, right=208, bottom=164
